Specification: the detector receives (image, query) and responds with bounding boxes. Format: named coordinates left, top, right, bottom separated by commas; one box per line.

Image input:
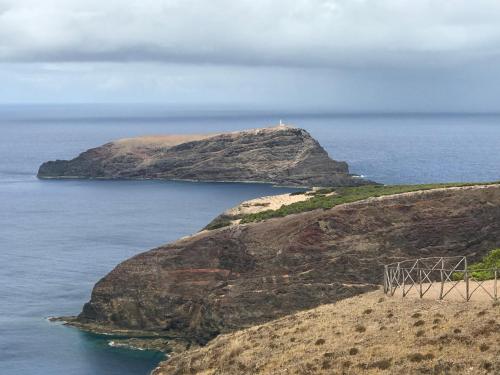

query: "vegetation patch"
left=453, top=248, right=500, bottom=281
left=408, top=353, right=435, bottom=362
left=354, top=325, right=366, bottom=333
left=364, top=358, right=393, bottom=370
left=349, top=347, right=359, bottom=355
left=315, top=338, right=326, bottom=345
left=479, top=343, right=490, bottom=352
left=239, top=182, right=499, bottom=224
left=321, top=360, right=331, bottom=370
left=204, top=216, right=234, bottom=230
left=243, top=202, right=270, bottom=207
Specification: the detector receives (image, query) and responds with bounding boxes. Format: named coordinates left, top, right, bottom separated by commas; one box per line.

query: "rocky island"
left=37, top=125, right=370, bottom=187
left=68, top=183, right=500, bottom=356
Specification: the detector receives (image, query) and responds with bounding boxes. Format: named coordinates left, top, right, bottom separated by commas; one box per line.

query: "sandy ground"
left=224, top=192, right=313, bottom=216
left=390, top=280, right=498, bottom=302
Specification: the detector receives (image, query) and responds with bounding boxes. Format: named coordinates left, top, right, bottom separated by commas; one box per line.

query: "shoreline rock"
left=48, top=315, right=191, bottom=354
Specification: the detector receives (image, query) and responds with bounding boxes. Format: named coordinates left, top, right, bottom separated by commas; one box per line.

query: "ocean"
left=1, top=105, right=499, bottom=375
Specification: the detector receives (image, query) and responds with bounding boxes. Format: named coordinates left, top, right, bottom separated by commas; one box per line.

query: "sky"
left=1, top=0, right=500, bottom=111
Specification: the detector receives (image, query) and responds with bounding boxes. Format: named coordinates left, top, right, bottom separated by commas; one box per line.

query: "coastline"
left=57, top=182, right=500, bottom=361
left=5, top=110, right=500, bottom=375
left=36, top=174, right=365, bottom=189
left=50, top=316, right=193, bottom=355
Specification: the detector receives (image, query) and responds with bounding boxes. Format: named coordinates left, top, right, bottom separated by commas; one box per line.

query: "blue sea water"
left=1, top=105, right=500, bottom=375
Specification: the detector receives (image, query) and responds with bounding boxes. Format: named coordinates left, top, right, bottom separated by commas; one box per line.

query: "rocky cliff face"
left=37, top=126, right=368, bottom=187
left=76, top=185, right=500, bottom=344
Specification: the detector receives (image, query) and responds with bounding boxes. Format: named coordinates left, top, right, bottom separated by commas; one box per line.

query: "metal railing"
left=383, top=256, right=498, bottom=301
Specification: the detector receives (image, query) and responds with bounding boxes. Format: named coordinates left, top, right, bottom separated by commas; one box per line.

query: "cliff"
left=74, top=184, right=500, bottom=346
left=37, top=125, right=369, bottom=187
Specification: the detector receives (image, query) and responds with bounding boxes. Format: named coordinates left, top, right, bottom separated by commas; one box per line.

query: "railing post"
left=397, top=263, right=402, bottom=297
left=439, top=258, right=444, bottom=300
left=383, top=265, right=388, bottom=294
left=495, top=269, right=498, bottom=301
left=387, top=268, right=393, bottom=296
left=390, top=266, right=392, bottom=295
left=419, top=265, right=423, bottom=299
left=465, top=257, right=469, bottom=302
left=402, top=267, right=406, bottom=296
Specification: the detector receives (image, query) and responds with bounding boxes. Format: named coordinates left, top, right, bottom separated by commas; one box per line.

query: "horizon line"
left=0, top=102, right=500, bottom=117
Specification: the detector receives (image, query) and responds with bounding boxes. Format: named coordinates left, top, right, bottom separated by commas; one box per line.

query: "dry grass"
left=154, top=290, right=500, bottom=375
left=112, top=126, right=292, bottom=155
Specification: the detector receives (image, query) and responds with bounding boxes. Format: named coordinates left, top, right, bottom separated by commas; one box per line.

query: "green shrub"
left=453, top=249, right=500, bottom=281
left=204, top=218, right=233, bottom=230
left=308, top=188, right=335, bottom=195
left=251, top=202, right=271, bottom=207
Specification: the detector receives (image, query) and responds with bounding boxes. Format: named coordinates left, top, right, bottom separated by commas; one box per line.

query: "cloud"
left=1, top=0, right=500, bottom=68
left=2, top=1, right=500, bottom=111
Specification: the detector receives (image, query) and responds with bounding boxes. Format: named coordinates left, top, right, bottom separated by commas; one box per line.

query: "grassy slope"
left=156, top=290, right=500, bottom=375
left=239, top=182, right=500, bottom=224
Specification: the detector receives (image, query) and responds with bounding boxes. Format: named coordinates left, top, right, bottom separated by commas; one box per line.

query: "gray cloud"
left=1, top=0, right=500, bottom=68
left=2, top=0, right=500, bottom=111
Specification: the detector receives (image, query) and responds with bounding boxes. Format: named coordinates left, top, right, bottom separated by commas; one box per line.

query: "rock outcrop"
left=76, top=184, right=500, bottom=344
left=37, top=126, right=370, bottom=187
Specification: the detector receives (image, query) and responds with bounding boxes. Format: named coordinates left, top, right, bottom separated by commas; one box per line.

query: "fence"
left=383, top=256, right=498, bottom=301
